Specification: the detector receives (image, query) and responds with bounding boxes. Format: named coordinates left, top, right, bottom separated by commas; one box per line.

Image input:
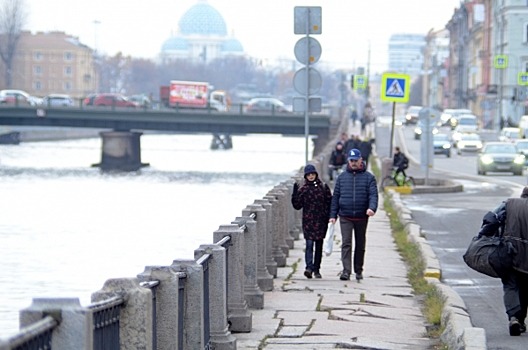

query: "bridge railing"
left=0, top=114, right=348, bottom=350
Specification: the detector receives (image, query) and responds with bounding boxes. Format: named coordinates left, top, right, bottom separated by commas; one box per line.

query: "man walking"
left=329, top=148, right=378, bottom=281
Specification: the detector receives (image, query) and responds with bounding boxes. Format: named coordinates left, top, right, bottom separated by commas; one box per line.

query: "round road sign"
left=294, top=37, right=322, bottom=65
left=293, top=67, right=322, bottom=95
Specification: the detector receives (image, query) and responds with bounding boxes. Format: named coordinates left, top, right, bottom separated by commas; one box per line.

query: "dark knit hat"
left=304, top=164, right=317, bottom=176
left=522, top=186, right=528, bottom=198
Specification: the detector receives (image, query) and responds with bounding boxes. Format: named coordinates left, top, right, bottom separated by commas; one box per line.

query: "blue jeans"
left=305, top=239, right=323, bottom=272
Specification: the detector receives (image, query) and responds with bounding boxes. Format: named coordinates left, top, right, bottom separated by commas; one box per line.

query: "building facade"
left=423, top=0, right=528, bottom=129
left=5, top=31, right=97, bottom=99
left=388, top=33, right=426, bottom=77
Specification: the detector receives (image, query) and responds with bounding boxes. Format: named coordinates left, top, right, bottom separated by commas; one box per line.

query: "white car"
left=41, top=94, right=75, bottom=107
left=456, top=132, right=483, bottom=154
left=498, top=127, right=521, bottom=143
left=0, top=89, right=34, bottom=105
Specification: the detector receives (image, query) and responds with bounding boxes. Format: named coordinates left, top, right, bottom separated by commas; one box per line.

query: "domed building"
left=160, top=0, right=244, bottom=63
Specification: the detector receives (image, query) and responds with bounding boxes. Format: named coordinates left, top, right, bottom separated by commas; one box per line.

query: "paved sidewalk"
left=235, top=202, right=438, bottom=349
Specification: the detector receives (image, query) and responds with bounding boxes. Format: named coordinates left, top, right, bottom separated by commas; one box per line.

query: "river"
left=0, top=132, right=309, bottom=338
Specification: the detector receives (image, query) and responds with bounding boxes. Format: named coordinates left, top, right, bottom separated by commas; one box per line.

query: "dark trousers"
left=339, top=218, right=368, bottom=274
left=305, top=239, right=323, bottom=272
left=501, top=269, right=528, bottom=323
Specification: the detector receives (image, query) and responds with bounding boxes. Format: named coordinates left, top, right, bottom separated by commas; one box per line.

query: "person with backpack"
left=393, top=146, right=409, bottom=178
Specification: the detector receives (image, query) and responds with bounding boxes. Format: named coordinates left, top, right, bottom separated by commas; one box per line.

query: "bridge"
left=0, top=105, right=334, bottom=170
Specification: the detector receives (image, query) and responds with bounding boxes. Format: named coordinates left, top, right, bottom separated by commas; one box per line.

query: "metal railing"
left=88, top=296, right=124, bottom=350
left=7, top=316, right=58, bottom=350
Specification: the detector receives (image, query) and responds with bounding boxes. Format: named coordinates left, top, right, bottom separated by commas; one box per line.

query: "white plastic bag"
left=323, top=222, right=335, bottom=256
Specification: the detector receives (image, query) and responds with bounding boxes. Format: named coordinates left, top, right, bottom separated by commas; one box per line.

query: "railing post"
left=213, top=224, right=252, bottom=332
left=263, top=195, right=287, bottom=267
left=232, top=216, right=264, bottom=309
left=137, top=266, right=184, bottom=350
left=91, top=278, right=153, bottom=350
left=275, top=183, right=296, bottom=249
left=284, top=180, right=301, bottom=240
left=194, top=245, right=237, bottom=350
left=19, top=298, right=92, bottom=350
left=243, top=204, right=274, bottom=291
left=170, top=260, right=206, bottom=349
left=254, top=199, right=278, bottom=277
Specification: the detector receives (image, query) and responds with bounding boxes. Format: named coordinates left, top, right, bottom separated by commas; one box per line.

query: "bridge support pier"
left=210, top=134, right=232, bottom=150
left=94, top=131, right=149, bottom=171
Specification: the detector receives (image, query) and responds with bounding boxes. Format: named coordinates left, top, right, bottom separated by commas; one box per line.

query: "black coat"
left=291, top=177, right=332, bottom=240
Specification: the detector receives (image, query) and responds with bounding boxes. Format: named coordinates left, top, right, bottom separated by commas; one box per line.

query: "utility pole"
left=366, top=41, right=371, bottom=99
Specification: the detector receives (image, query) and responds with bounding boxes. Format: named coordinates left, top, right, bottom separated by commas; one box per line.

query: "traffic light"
left=350, top=75, right=354, bottom=89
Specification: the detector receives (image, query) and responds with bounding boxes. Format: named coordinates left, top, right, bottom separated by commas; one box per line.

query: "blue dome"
left=161, top=36, right=189, bottom=51
left=222, top=38, right=243, bottom=52
left=179, top=2, right=227, bottom=36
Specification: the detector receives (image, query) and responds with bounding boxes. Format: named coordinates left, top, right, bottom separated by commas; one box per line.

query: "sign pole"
left=389, top=102, right=396, bottom=158
left=304, top=11, right=310, bottom=165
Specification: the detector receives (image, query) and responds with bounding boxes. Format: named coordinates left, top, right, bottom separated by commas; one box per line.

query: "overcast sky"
left=25, top=0, right=462, bottom=73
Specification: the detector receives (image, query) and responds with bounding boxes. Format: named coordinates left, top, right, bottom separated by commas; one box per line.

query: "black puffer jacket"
left=330, top=162, right=378, bottom=219
left=504, top=198, right=528, bottom=273
left=291, top=177, right=332, bottom=240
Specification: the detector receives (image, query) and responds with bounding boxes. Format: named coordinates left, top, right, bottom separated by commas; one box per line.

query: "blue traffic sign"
left=381, top=73, right=410, bottom=103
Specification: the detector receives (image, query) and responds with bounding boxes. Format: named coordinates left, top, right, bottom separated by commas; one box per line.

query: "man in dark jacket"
left=328, top=142, right=347, bottom=180
left=478, top=187, right=528, bottom=336
left=329, top=149, right=378, bottom=281
left=292, top=164, right=332, bottom=279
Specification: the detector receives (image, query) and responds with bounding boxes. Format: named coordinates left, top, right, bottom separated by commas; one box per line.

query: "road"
left=381, top=122, right=527, bottom=349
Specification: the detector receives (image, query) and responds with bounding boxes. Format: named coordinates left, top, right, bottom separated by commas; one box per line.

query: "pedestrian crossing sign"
left=354, top=74, right=367, bottom=89
left=518, top=72, right=528, bottom=86
left=381, top=73, right=410, bottom=102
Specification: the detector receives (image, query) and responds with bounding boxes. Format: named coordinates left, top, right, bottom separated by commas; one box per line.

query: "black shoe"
left=509, top=317, right=522, bottom=336
left=314, top=271, right=322, bottom=279
left=304, top=269, right=313, bottom=279
left=339, top=271, right=350, bottom=280
left=521, top=323, right=526, bottom=334
left=356, top=273, right=363, bottom=282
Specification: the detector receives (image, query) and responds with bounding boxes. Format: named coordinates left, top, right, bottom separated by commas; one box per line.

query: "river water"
left=0, top=132, right=309, bottom=338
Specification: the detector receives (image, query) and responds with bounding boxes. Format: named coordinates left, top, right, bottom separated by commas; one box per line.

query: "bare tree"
left=0, top=0, right=27, bottom=88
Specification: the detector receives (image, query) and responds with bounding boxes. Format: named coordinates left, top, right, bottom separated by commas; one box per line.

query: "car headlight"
left=481, top=155, right=494, bottom=165
left=514, top=155, right=526, bottom=164
left=476, top=142, right=483, bottom=149
left=443, top=144, right=451, bottom=149
left=414, top=128, right=422, bottom=135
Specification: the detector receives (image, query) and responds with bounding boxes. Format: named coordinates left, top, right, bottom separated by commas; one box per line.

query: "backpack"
left=402, top=155, right=409, bottom=169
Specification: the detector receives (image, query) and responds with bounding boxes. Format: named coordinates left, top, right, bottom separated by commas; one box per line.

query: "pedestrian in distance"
left=328, top=142, right=347, bottom=181
left=393, top=146, right=409, bottom=179
left=350, top=108, right=359, bottom=127
left=477, top=186, right=528, bottom=336
left=291, top=164, right=332, bottom=279
left=329, top=149, right=378, bottom=282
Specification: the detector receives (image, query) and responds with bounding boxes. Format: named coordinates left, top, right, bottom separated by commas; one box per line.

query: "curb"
left=386, top=190, right=487, bottom=350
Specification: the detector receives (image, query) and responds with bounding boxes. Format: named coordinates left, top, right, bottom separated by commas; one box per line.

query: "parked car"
left=433, top=133, right=451, bottom=157
left=0, top=89, right=34, bottom=105
left=41, top=94, right=75, bottom=107
left=498, top=127, right=521, bottom=143
left=245, top=97, right=289, bottom=113
left=83, top=93, right=139, bottom=108
left=404, top=105, right=422, bottom=125
left=477, top=142, right=525, bottom=175
left=455, top=132, right=483, bottom=154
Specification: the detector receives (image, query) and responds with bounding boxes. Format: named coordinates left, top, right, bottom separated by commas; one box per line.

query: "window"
left=64, top=52, right=73, bottom=61
left=34, top=81, right=42, bottom=90
left=34, top=66, right=42, bottom=75
left=64, top=66, right=72, bottom=76
left=34, top=52, right=42, bottom=61
left=63, top=81, right=72, bottom=91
